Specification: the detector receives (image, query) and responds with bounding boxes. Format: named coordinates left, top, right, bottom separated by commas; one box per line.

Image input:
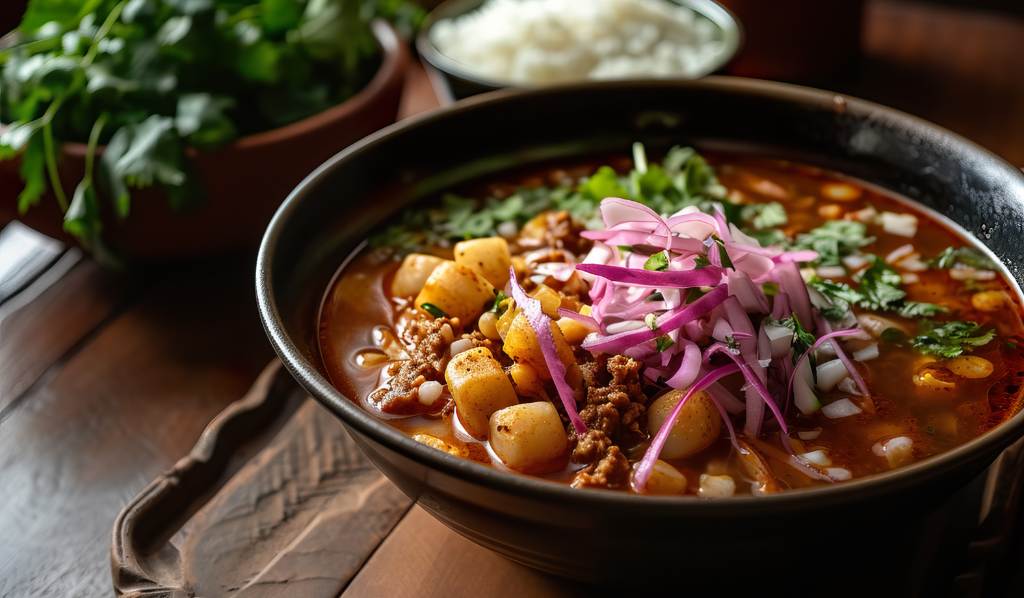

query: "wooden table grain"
left=1, top=3, right=1023, bottom=597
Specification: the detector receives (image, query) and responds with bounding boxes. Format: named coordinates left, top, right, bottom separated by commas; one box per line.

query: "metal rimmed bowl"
left=416, top=0, right=742, bottom=102
left=256, top=78, right=1024, bottom=592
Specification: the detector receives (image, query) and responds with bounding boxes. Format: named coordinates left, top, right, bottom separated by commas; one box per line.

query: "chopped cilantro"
left=616, top=245, right=633, bottom=254
left=777, top=314, right=816, bottom=367
left=420, top=303, right=448, bottom=318
left=761, top=282, right=780, bottom=297
left=655, top=335, right=675, bottom=352
left=704, top=235, right=734, bottom=270
left=911, top=320, right=995, bottom=358
left=725, top=335, right=741, bottom=353
left=747, top=228, right=789, bottom=248
left=808, top=277, right=864, bottom=321
left=685, top=287, right=707, bottom=304
left=856, top=256, right=945, bottom=317
left=793, top=221, right=874, bottom=266
left=647, top=292, right=664, bottom=302
left=694, top=254, right=710, bottom=269
left=644, top=251, right=669, bottom=271
left=490, top=290, right=509, bottom=315
left=930, top=246, right=996, bottom=271
left=741, top=201, right=787, bottom=230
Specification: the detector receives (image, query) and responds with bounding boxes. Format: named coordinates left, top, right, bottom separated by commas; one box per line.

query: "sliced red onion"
left=583, top=286, right=728, bottom=353
left=776, top=262, right=814, bottom=331
left=664, top=340, right=702, bottom=389
left=727, top=270, right=770, bottom=313
left=508, top=267, right=586, bottom=435
left=634, top=364, right=741, bottom=492
left=706, top=343, right=790, bottom=442
left=556, top=307, right=599, bottom=330
left=575, top=263, right=724, bottom=288
left=708, top=382, right=746, bottom=414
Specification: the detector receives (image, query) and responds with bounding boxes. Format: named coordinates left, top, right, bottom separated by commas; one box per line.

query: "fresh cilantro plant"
left=911, top=320, right=995, bottom=358
left=1, top=0, right=421, bottom=250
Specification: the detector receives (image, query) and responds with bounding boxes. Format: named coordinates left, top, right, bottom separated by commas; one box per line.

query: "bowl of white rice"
left=417, top=0, right=741, bottom=101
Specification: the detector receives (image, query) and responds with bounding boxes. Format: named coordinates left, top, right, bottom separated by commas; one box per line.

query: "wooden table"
left=2, top=2, right=1023, bottom=596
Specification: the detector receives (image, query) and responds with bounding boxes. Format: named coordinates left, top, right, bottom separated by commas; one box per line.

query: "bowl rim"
left=0, top=20, right=409, bottom=159
left=415, top=0, right=743, bottom=93
left=257, top=76, right=1024, bottom=514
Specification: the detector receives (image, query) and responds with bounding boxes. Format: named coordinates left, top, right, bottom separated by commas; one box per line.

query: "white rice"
left=431, top=0, right=727, bottom=85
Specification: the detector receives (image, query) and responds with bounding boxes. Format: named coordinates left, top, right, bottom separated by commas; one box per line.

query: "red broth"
left=319, top=152, right=1024, bottom=496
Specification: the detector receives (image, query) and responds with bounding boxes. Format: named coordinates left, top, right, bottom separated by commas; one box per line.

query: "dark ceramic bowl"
left=417, top=0, right=742, bottom=103
left=257, top=79, right=1024, bottom=592
left=0, top=21, right=408, bottom=261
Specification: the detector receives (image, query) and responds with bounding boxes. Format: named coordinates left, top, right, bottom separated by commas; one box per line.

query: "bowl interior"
left=258, top=78, right=1024, bottom=510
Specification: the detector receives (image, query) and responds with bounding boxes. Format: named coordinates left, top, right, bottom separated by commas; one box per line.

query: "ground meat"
left=465, top=330, right=511, bottom=367
left=369, top=317, right=454, bottom=415
left=568, top=355, right=650, bottom=489
left=571, top=446, right=630, bottom=489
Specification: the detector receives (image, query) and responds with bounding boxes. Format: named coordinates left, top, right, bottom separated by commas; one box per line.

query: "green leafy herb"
left=761, top=281, right=779, bottom=296
left=778, top=314, right=816, bottom=368
left=880, top=327, right=908, bottom=345
left=643, top=251, right=669, bottom=272
left=741, top=201, right=787, bottom=230
left=655, top=335, right=674, bottom=352
left=694, top=254, right=710, bottom=269
left=685, top=287, right=706, bottom=304
left=793, top=220, right=873, bottom=266
left=911, top=320, right=995, bottom=358
left=420, top=302, right=448, bottom=318
left=647, top=291, right=664, bottom=302
left=856, top=256, right=945, bottom=317
left=808, top=277, right=864, bottom=321
left=490, top=290, right=509, bottom=315
left=2, top=0, right=421, bottom=252
left=708, top=235, right=734, bottom=270
left=371, top=144, right=736, bottom=252
left=930, top=246, right=996, bottom=271
left=725, top=335, right=740, bottom=353
left=747, top=228, right=789, bottom=248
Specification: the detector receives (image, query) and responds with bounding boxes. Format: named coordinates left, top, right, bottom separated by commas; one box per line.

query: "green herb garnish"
left=643, top=251, right=669, bottom=272
left=420, top=303, right=448, bottom=318
left=741, top=201, right=787, bottom=230
left=911, top=320, right=995, bottom=358
left=930, top=246, right=996, bottom=271
left=793, top=220, right=874, bottom=266
left=856, top=256, right=945, bottom=317
left=655, top=335, right=674, bottom=352
left=2, top=0, right=420, bottom=252
left=808, top=277, right=864, bottom=321
left=490, top=290, right=509, bottom=315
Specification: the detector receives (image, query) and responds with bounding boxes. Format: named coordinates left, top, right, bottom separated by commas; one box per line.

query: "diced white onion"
left=852, top=343, right=879, bottom=361
left=815, top=359, right=849, bottom=392
left=872, top=436, right=914, bottom=468
left=822, top=398, right=862, bottom=419
left=698, top=474, right=736, bottom=498
left=798, top=429, right=822, bottom=440
left=885, top=244, right=915, bottom=264
left=794, top=363, right=820, bottom=415
left=816, top=265, right=847, bottom=279
left=849, top=206, right=878, bottom=222
left=606, top=320, right=645, bottom=334
left=901, top=259, right=929, bottom=272
left=450, top=338, right=475, bottom=356
left=950, top=265, right=997, bottom=281
left=837, top=377, right=863, bottom=396
left=827, top=467, right=853, bottom=481
left=900, top=273, right=920, bottom=284
left=417, top=381, right=443, bottom=406
left=497, top=221, right=518, bottom=238
left=842, top=254, right=869, bottom=270
left=765, top=324, right=793, bottom=358
left=880, top=212, right=918, bottom=237
left=800, top=450, right=832, bottom=467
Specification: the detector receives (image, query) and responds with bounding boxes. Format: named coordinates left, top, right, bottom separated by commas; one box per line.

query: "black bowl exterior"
left=416, top=0, right=743, bottom=103
left=257, top=79, right=1024, bottom=589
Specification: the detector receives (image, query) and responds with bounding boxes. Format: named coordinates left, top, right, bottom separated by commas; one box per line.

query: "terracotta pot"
left=0, top=21, right=410, bottom=261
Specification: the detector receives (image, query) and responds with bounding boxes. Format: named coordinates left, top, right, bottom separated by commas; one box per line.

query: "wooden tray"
left=111, top=361, right=1024, bottom=598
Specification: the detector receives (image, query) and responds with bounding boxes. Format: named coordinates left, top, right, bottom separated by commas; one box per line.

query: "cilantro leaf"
left=643, top=251, right=669, bottom=272
left=741, top=201, right=787, bottom=230
left=855, top=256, right=945, bottom=317
left=793, top=220, right=873, bottom=266
left=777, top=314, right=816, bottom=367
left=808, top=277, right=864, bottom=321
left=655, top=335, right=674, bottom=352
left=579, top=165, right=628, bottom=200
left=911, top=320, right=995, bottom=358
left=930, top=246, right=996, bottom=271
